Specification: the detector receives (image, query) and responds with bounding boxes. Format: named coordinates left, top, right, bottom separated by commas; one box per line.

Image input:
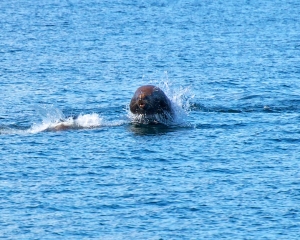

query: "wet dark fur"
left=130, top=85, right=173, bottom=123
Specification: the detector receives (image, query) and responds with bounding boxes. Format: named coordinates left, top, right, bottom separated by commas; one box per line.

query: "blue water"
left=1, top=0, right=300, bottom=239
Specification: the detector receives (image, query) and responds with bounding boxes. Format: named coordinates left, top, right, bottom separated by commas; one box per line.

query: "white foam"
left=74, top=113, right=103, bottom=128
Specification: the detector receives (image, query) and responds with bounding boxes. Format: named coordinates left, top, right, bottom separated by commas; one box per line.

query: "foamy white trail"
left=26, top=105, right=127, bottom=134
left=27, top=113, right=102, bottom=134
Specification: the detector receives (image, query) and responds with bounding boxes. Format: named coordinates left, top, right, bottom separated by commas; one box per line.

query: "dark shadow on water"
left=190, top=98, right=300, bottom=114
left=128, top=123, right=179, bottom=136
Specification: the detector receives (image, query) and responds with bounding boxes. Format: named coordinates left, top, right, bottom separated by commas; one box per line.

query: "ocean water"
left=1, top=0, right=300, bottom=239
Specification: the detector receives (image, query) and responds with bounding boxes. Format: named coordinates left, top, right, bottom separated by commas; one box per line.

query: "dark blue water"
left=1, top=0, right=300, bottom=239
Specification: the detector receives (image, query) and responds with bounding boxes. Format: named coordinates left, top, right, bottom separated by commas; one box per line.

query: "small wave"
left=0, top=126, right=22, bottom=135
left=191, top=103, right=300, bottom=114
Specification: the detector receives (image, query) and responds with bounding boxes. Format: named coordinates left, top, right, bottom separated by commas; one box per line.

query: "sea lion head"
left=130, top=85, right=172, bottom=116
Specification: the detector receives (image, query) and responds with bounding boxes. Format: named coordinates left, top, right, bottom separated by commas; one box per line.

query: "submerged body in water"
left=129, top=85, right=174, bottom=125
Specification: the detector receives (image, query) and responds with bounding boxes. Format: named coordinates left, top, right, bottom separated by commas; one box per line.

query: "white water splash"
left=75, top=113, right=103, bottom=128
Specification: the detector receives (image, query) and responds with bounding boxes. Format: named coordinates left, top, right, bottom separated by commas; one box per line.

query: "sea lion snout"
left=138, top=100, right=146, bottom=109
left=137, top=94, right=148, bottom=110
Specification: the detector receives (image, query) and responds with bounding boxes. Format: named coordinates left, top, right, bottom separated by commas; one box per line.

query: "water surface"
left=1, top=0, right=300, bottom=239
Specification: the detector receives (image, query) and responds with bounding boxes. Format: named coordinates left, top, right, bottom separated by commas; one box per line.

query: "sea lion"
left=52, top=122, right=73, bottom=131
left=130, top=85, right=174, bottom=124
